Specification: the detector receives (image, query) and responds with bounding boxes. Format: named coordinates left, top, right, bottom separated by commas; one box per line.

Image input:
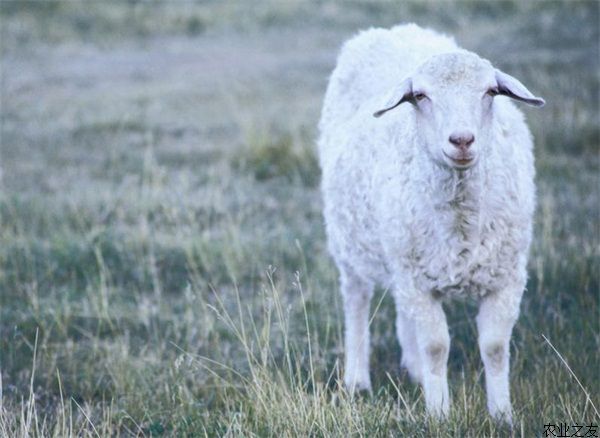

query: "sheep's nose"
left=449, top=131, right=475, bottom=149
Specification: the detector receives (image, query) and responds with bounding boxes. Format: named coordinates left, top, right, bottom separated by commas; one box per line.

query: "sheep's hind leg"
left=395, top=307, right=423, bottom=385
left=477, top=286, right=523, bottom=425
left=340, top=268, right=374, bottom=393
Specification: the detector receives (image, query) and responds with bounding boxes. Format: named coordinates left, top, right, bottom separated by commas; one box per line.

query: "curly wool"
left=318, top=24, right=535, bottom=304
left=318, top=25, right=543, bottom=420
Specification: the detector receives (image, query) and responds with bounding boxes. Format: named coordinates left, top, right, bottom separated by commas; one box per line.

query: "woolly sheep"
left=318, top=24, right=544, bottom=423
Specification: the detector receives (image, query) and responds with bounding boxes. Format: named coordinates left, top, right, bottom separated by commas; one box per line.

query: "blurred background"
left=1, top=1, right=598, bottom=436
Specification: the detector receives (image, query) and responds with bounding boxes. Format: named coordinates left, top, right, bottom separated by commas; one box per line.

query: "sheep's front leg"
left=407, top=294, right=451, bottom=418
left=477, top=286, right=523, bottom=424
left=395, top=308, right=422, bottom=384
left=341, top=270, right=373, bottom=393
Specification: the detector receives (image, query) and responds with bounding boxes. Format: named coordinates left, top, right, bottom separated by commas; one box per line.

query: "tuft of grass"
left=233, top=130, right=320, bottom=187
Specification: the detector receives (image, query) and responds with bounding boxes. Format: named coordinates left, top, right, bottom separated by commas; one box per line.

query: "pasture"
left=0, top=1, right=598, bottom=436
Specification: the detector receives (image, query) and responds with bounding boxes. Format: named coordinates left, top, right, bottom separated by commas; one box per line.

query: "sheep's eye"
left=486, top=87, right=499, bottom=97
left=413, top=92, right=427, bottom=102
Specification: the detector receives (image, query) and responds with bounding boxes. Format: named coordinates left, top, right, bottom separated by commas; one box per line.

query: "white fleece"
left=319, top=23, right=542, bottom=423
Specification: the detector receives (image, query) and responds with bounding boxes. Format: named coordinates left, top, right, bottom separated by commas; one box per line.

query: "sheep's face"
left=373, top=52, right=545, bottom=171
left=413, top=53, right=496, bottom=170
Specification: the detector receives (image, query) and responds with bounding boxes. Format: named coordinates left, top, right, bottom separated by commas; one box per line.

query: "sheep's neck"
left=436, top=167, right=483, bottom=243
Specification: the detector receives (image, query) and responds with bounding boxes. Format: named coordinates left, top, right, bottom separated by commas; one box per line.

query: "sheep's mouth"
left=443, top=151, right=475, bottom=167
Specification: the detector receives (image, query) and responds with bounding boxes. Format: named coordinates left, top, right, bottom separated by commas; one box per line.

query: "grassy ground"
left=0, top=1, right=598, bottom=436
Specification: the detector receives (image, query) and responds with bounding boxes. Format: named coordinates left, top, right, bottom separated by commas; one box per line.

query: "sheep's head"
left=373, top=52, right=545, bottom=170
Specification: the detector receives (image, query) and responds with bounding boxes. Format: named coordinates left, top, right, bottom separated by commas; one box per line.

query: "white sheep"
left=318, top=24, right=544, bottom=423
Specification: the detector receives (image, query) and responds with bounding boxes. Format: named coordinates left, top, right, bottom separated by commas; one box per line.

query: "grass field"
left=0, top=1, right=598, bottom=436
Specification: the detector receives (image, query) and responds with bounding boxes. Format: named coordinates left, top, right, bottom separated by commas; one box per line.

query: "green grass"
left=1, top=0, right=598, bottom=436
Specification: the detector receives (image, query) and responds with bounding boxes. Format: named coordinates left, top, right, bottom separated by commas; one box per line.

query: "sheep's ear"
left=373, top=78, right=413, bottom=118
left=494, top=69, right=545, bottom=107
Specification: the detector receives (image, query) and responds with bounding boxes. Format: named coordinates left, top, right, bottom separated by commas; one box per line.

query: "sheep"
left=318, top=23, right=544, bottom=423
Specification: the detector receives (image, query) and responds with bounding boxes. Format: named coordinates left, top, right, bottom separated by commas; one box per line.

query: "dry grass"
left=0, top=1, right=598, bottom=436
